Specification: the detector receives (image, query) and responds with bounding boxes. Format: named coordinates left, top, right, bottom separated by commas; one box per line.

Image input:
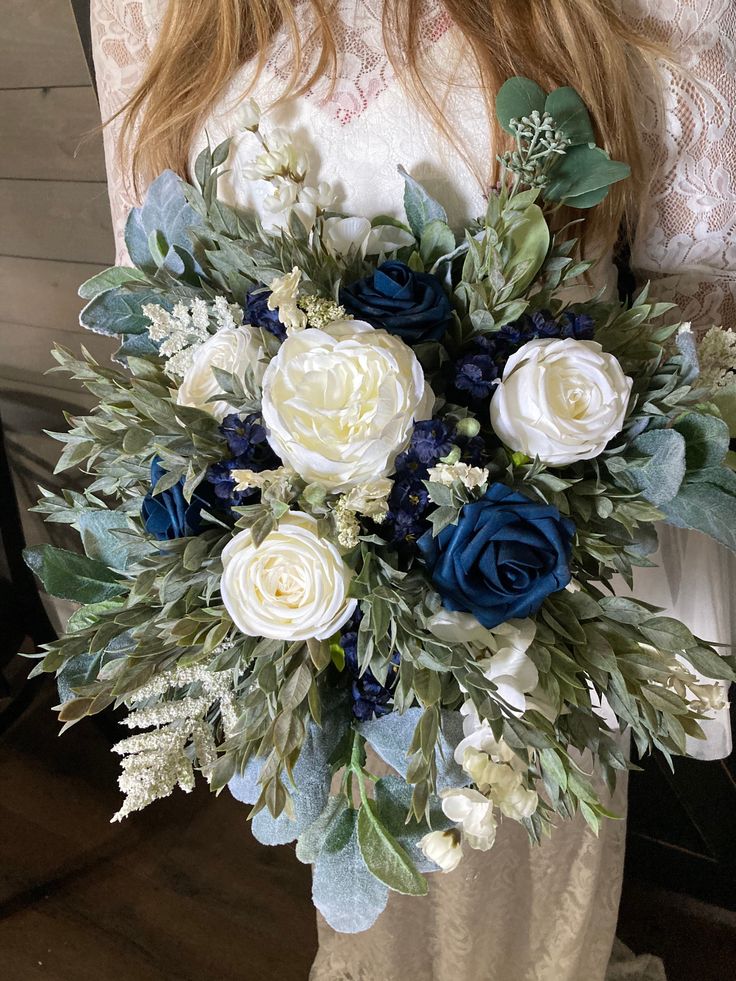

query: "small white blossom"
left=236, top=97, right=261, bottom=132
left=231, top=466, right=294, bottom=492
left=427, top=462, right=489, bottom=490
left=340, top=478, right=393, bottom=520
left=334, top=503, right=361, bottom=549
left=698, top=326, right=736, bottom=390
left=419, top=828, right=463, bottom=872
left=298, top=295, right=351, bottom=330
left=440, top=788, right=497, bottom=851
left=268, top=266, right=307, bottom=332
left=322, top=216, right=372, bottom=259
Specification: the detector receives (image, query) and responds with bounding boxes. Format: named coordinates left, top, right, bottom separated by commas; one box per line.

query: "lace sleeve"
left=624, top=0, right=736, bottom=333
left=91, top=0, right=165, bottom=264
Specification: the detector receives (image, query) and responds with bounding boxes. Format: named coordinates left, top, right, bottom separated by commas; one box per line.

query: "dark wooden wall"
left=0, top=0, right=116, bottom=547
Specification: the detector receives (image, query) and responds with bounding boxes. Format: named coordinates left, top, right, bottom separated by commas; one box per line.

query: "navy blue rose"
left=340, top=260, right=452, bottom=344
left=417, top=483, right=575, bottom=628
left=245, top=284, right=286, bottom=341
left=141, top=458, right=213, bottom=541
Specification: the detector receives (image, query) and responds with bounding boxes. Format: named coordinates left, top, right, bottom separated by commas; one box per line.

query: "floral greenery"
left=23, top=79, right=736, bottom=933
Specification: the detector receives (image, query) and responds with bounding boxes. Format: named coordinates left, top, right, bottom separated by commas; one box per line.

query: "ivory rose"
left=176, top=327, right=264, bottom=422
left=261, top=319, right=434, bottom=491
left=490, top=338, right=632, bottom=466
left=220, top=512, right=356, bottom=641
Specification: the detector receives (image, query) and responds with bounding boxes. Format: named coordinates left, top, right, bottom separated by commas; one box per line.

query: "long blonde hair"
left=118, top=0, right=665, bottom=246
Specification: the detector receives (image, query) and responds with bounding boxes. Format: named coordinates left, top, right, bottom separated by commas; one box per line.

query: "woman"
left=90, top=2, right=735, bottom=978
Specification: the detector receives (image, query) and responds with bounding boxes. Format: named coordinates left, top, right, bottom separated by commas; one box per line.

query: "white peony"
left=220, top=512, right=356, bottom=641
left=419, top=829, right=463, bottom=873
left=261, top=319, right=434, bottom=491
left=440, top=788, right=497, bottom=851
left=176, top=326, right=264, bottom=421
left=490, top=338, right=633, bottom=466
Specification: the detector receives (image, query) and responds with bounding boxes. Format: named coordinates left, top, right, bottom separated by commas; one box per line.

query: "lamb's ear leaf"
left=398, top=166, right=448, bottom=238
left=124, top=170, right=204, bottom=275
left=312, top=809, right=389, bottom=933
left=496, top=77, right=547, bottom=134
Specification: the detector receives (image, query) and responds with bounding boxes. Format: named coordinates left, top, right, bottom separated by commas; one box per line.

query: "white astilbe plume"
left=111, top=662, right=239, bottom=822
left=143, top=297, right=245, bottom=379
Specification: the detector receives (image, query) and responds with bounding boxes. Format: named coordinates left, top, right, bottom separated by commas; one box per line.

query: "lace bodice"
left=92, top=0, right=736, bottom=335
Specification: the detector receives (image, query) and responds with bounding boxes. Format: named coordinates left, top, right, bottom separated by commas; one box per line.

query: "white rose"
left=220, top=512, right=356, bottom=641
left=419, top=829, right=463, bottom=873
left=261, top=319, right=434, bottom=491
left=490, top=338, right=633, bottom=466
left=441, top=788, right=497, bottom=851
left=177, top=327, right=264, bottom=422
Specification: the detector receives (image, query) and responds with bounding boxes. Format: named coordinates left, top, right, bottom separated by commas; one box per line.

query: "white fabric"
left=90, top=1, right=735, bottom=978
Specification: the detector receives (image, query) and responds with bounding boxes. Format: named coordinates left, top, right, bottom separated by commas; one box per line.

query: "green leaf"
left=662, top=474, right=736, bottom=551
left=622, top=429, right=687, bottom=506
left=80, top=287, right=170, bottom=336
left=505, top=202, right=550, bottom=296
left=23, top=544, right=126, bottom=603
left=373, top=776, right=452, bottom=872
left=77, top=510, right=138, bottom=571
left=640, top=616, right=697, bottom=652
left=544, top=87, right=595, bottom=145
left=419, top=219, right=456, bottom=267
left=78, top=266, right=150, bottom=300
left=545, top=145, right=631, bottom=206
left=398, top=166, right=448, bottom=238
left=673, top=412, right=730, bottom=473
left=295, top=796, right=348, bottom=864
left=712, top=384, right=736, bottom=437
left=682, top=646, right=736, bottom=682
left=357, top=798, right=427, bottom=896
left=496, top=77, right=547, bottom=134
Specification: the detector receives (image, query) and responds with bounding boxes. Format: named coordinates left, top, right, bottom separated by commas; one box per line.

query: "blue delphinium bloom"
left=245, top=285, right=287, bottom=342
left=454, top=341, right=500, bottom=400
left=205, top=412, right=280, bottom=509
left=220, top=413, right=269, bottom=458
left=386, top=419, right=458, bottom=546
left=340, top=260, right=453, bottom=345
left=417, top=483, right=575, bottom=629
left=395, top=419, right=455, bottom=469
left=141, top=457, right=213, bottom=541
left=340, top=611, right=400, bottom=721
left=496, top=309, right=595, bottom=359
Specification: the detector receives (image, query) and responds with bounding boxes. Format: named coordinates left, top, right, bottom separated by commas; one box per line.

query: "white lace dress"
left=90, top=2, right=735, bottom=979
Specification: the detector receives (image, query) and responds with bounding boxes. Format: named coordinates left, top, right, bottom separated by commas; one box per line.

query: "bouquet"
left=25, top=78, right=736, bottom=933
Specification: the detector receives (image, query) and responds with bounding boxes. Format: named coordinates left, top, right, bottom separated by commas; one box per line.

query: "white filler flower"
left=177, top=327, right=264, bottom=421
left=261, top=319, right=434, bottom=491
left=220, top=512, right=356, bottom=641
left=440, top=788, right=497, bottom=851
left=490, top=338, right=632, bottom=466
left=419, top=829, right=463, bottom=873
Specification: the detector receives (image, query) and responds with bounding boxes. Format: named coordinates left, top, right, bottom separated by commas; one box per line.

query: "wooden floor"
left=2, top=679, right=736, bottom=981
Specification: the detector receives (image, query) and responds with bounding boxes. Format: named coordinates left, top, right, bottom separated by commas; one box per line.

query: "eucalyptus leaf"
left=544, top=87, right=595, bottom=146
left=496, top=77, right=547, bottom=134
left=545, top=145, right=630, bottom=206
